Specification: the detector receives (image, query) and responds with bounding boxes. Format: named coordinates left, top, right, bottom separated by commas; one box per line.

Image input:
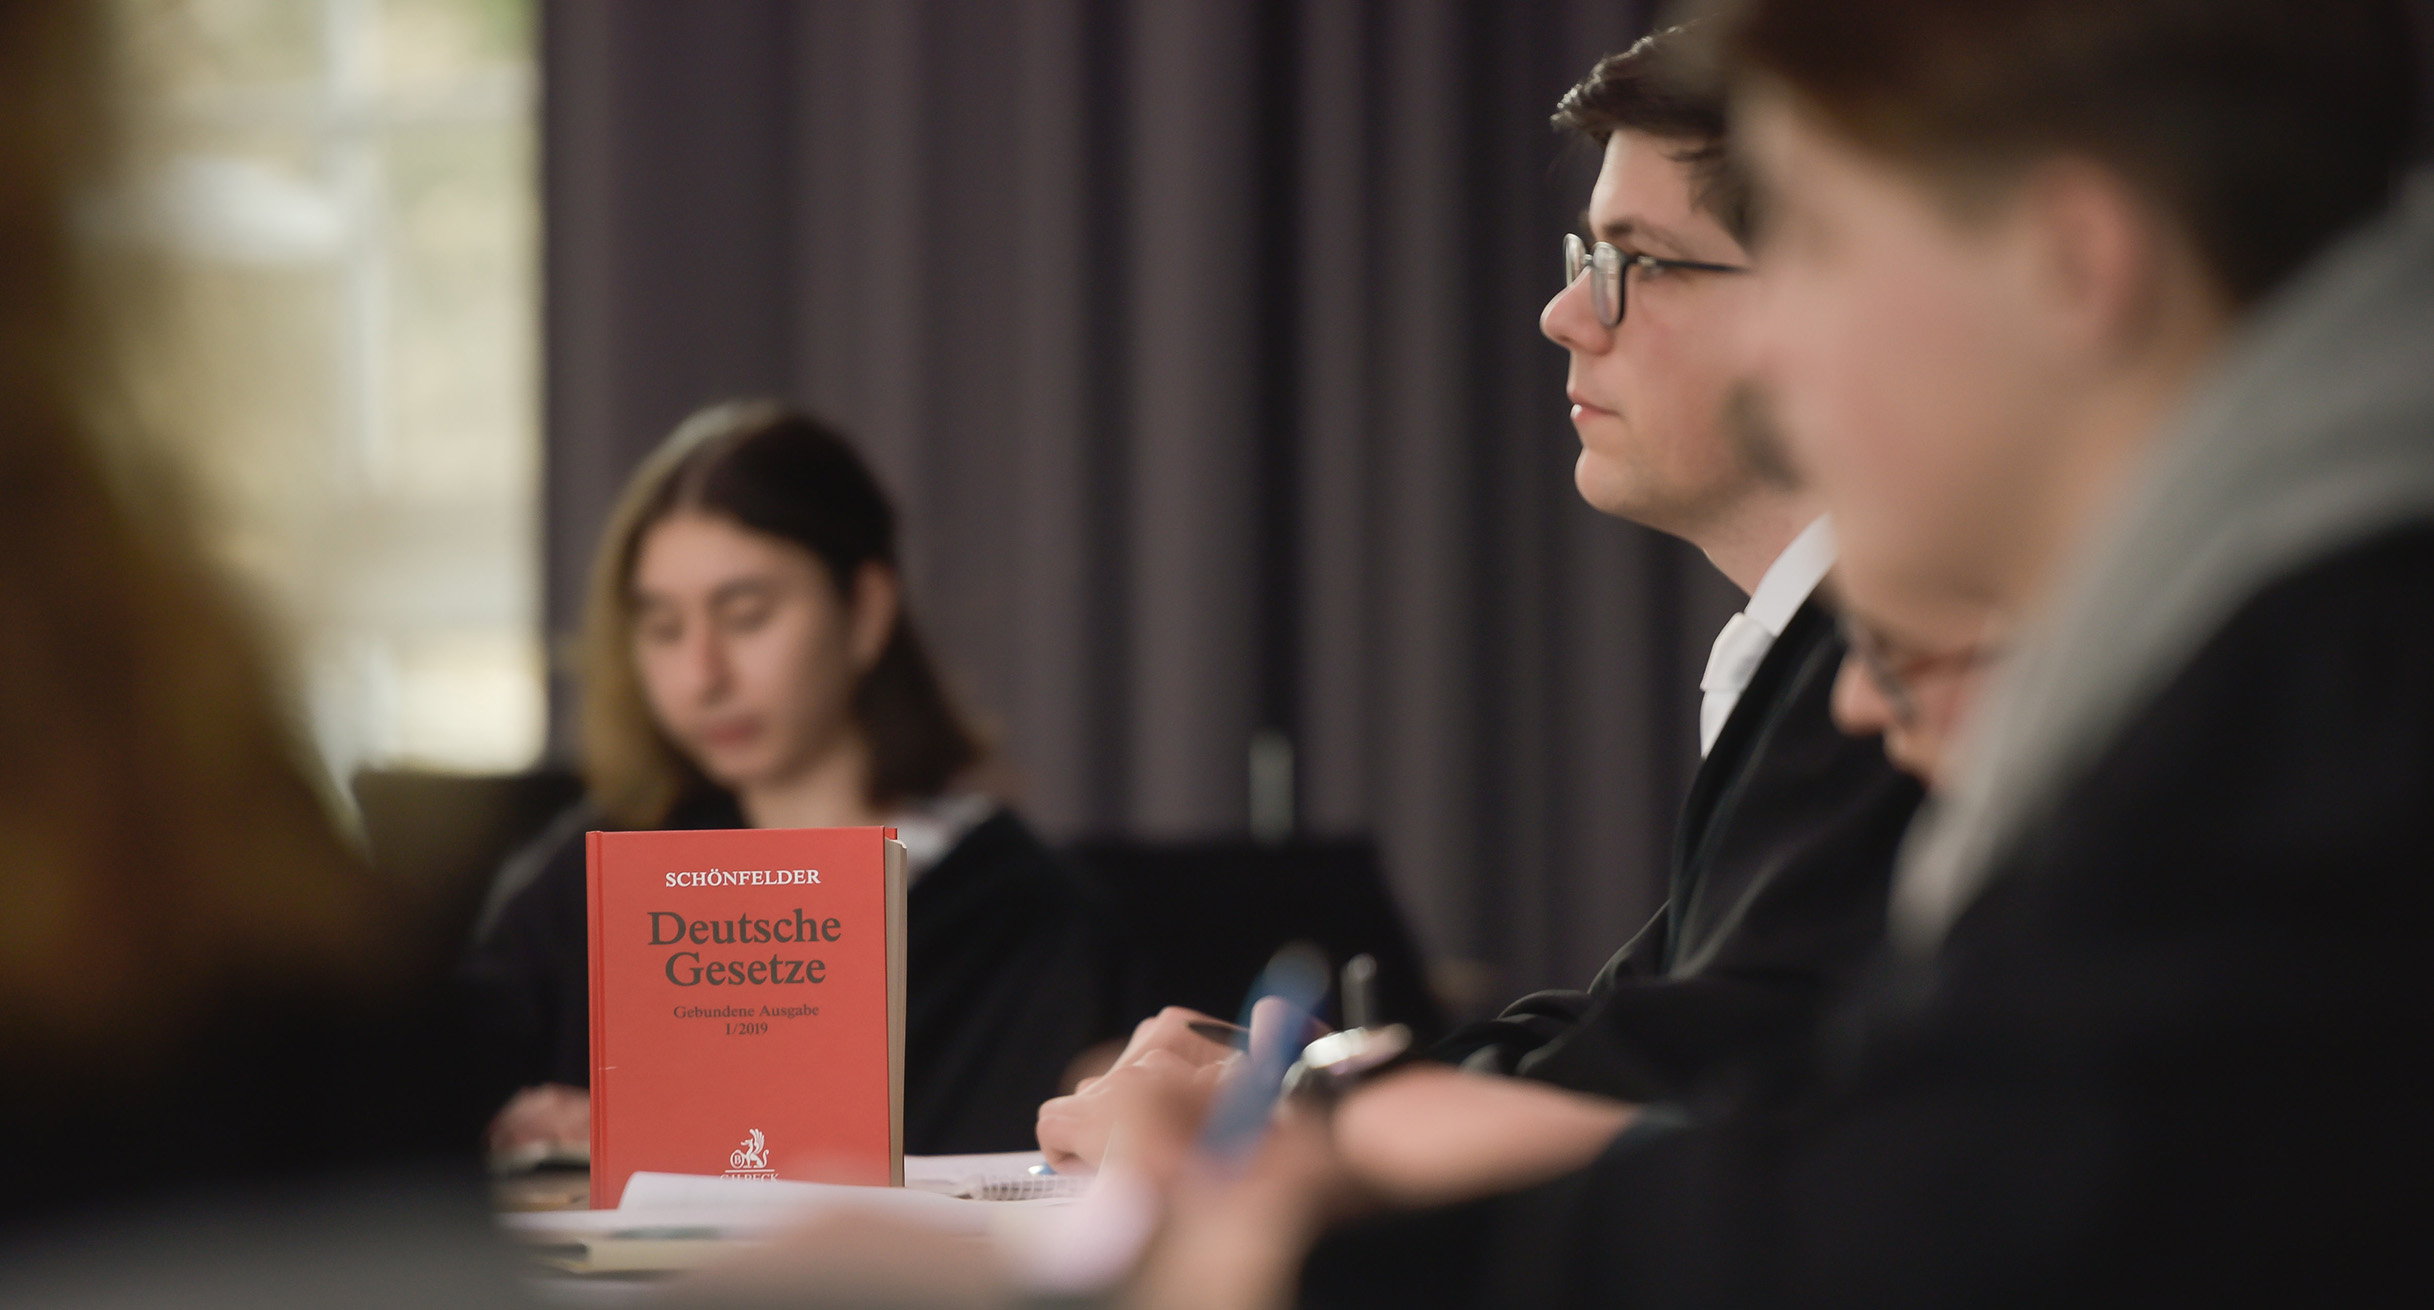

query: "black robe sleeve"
left=1425, top=910, right=1667, bottom=1073
left=1303, top=525, right=2434, bottom=1307
left=1428, top=604, right=1920, bottom=1106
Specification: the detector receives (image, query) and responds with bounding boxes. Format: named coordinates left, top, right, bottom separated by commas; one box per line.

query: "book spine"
left=587, top=829, right=609, bottom=1207
left=885, top=834, right=906, bottom=1187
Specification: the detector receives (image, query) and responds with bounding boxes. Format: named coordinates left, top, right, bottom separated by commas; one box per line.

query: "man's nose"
left=1541, top=268, right=1606, bottom=353
left=1830, top=652, right=1895, bottom=740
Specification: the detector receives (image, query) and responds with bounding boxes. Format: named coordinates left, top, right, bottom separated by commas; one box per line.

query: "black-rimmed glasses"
left=1563, top=232, right=1751, bottom=328
left=1839, top=616, right=2004, bottom=729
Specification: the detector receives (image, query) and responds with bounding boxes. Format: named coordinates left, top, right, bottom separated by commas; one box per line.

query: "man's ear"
left=2020, top=158, right=2171, bottom=357
left=847, top=562, right=899, bottom=674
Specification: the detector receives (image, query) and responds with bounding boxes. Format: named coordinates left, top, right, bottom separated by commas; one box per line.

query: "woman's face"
left=628, top=511, right=878, bottom=794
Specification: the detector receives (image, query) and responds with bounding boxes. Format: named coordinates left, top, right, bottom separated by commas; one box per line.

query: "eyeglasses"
left=1839, top=616, right=2004, bottom=729
left=1563, top=233, right=1751, bottom=328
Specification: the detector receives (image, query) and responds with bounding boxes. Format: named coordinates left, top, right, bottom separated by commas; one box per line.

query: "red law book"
left=587, top=826, right=907, bottom=1207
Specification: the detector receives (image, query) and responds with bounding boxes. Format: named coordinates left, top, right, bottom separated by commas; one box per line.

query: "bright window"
left=119, top=0, right=542, bottom=780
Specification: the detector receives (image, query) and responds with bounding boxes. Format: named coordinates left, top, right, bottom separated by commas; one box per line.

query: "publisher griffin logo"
left=725, top=1128, right=774, bottom=1179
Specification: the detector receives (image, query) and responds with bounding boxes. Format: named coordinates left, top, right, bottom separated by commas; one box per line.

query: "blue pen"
left=1195, top=943, right=1331, bottom=1170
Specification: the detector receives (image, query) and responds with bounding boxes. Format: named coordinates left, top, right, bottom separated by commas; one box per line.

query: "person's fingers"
left=1128, top=1047, right=1198, bottom=1077
left=1121, top=1103, right=1347, bottom=1310
left=1121, top=1009, right=1189, bottom=1060
left=1126, top=1006, right=1238, bottom=1067
left=495, top=1085, right=588, bottom=1148
left=535, top=1090, right=589, bottom=1145
left=1039, top=1028, right=1248, bottom=1172
left=1097, top=1049, right=1214, bottom=1191
left=1036, top=1092, right=1103, bottom=1172
left=490, top=1086, right=546, bottom=1150
left=1139, top=1049, right=1236, bottom=1120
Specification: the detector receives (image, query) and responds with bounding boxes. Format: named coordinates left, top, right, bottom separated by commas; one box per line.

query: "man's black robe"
left=1436, top=598, right=1922, bottom=1105
left=462, top=794, right=1131, bottom=1154
left=1306, top=525, right=2434, bottom=1306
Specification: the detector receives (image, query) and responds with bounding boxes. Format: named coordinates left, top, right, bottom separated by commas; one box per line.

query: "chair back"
left=1064, top=835, right=1447, bottom=1043
left=351, top=766, right=585, bottom=949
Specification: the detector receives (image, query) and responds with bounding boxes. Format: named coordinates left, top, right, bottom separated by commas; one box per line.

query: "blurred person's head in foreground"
left=581, top=400, right=985, bottom=831
left=1542, top=22, right=1818, bottom=591
left=1730, top=0, right=2420, bottom=626
left=0, top=0, right=381, bottom=1078
left=0, top=0, right=488, bottom=1237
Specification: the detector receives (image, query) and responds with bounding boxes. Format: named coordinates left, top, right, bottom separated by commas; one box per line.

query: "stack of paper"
left=904, top=1152, right=1092, bottom=1201
left=499, top=1152, right=1081, bottom=1278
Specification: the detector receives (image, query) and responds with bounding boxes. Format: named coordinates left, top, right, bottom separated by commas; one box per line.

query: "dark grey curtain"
left=542, top=0, right=1742, bottom=1002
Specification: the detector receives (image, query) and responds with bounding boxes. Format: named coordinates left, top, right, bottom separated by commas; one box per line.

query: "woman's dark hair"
left=1724, top=0, right=2420, bottom=306
left=580, top=401, right=986, bottom=827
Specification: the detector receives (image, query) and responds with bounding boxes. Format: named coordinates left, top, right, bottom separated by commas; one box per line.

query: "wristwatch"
left=1282, top=1022, right=1414, bottom=1102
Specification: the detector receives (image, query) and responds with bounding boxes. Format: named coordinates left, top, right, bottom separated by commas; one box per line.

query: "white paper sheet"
left=903, top=1151, right=1090, bottom=1200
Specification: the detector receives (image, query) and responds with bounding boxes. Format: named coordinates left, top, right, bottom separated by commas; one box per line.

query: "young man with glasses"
left=1036, top=24, right=1922, bottom=1206
left=1402, top=20, right=1926, bottom=1108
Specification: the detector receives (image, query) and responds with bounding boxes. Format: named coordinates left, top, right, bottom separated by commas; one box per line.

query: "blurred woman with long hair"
left=466, top=400, right=1130, bottom=1161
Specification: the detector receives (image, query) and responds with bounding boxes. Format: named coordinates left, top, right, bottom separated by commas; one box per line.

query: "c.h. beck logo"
left=724, top=1127, right=774, bottom=1178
